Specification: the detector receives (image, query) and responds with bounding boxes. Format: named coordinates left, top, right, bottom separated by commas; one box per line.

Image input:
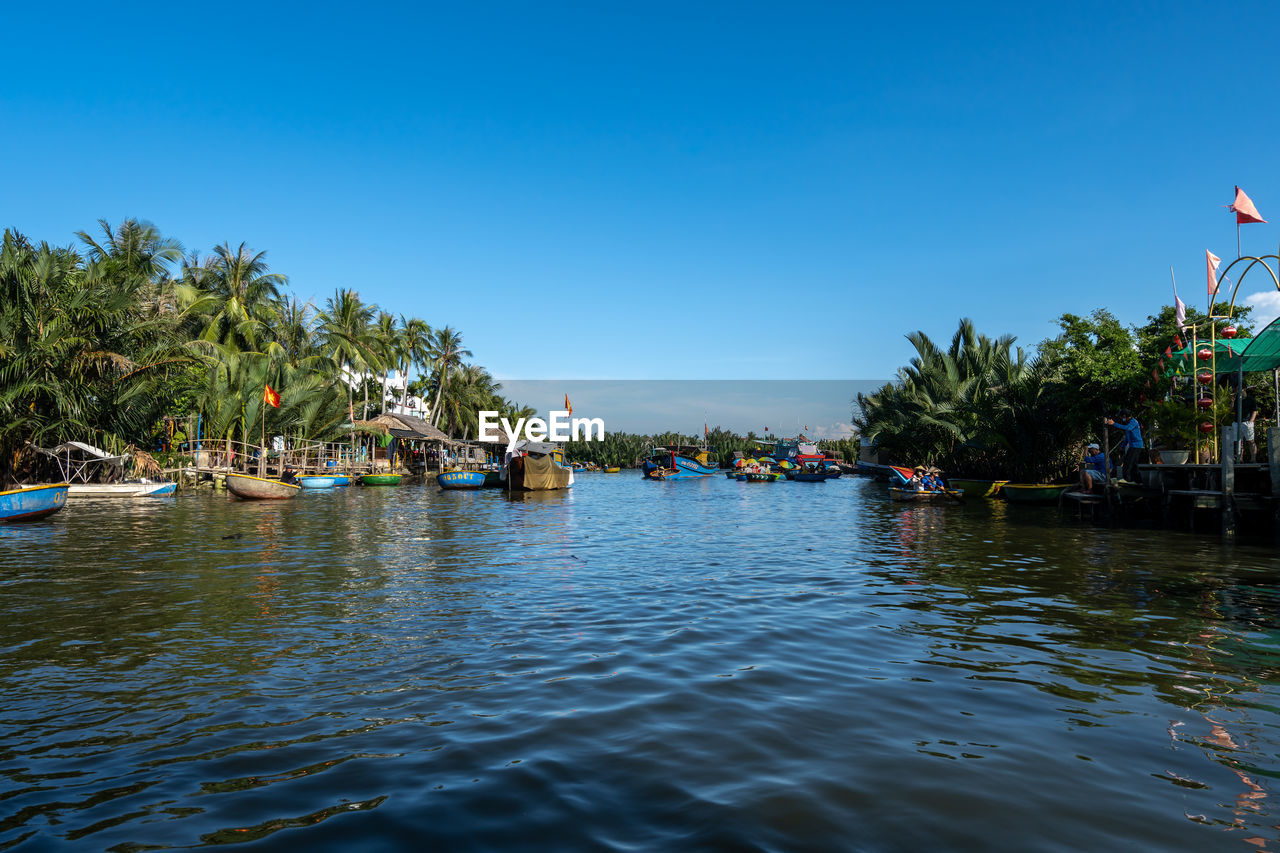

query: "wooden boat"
left=225, top=473, right=300, bottom=500
left=642, top=445, right=718, bottom=480
left=888, top=486, right=962, bottom=502
left=1001, top=484, right=1071, bottom=504
left=791, top=472, right=827, bottom=482
left=68, top=481, right=176, bottom=497
left=438, top=470, right=485, bottom=490
left=745, top=471, right=777, bottom=482
left=947, top=478, right=1007, bottom=498
left=603, top=467, right=621, bottom=473
left=361, top=474, right=403, bottom=486
left=506, top=441, right=572, bottom=491
left=297, top=475, right=337, bottom=489
left=1, top=483, right=69, bottom=522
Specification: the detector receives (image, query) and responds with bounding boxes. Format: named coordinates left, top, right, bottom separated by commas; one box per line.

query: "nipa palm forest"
left=853, top=309, right=1267, bottom=483
left=0, top=220, right=535, bottom=484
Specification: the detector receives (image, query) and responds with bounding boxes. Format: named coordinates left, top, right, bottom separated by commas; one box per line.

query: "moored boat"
left=1, top=483, right=69, bottom=522
left=603, top=467, right=621, bottom=473
left=329, top=473, right=351, bottom=486
left=438, top=470, right=486, bottom=490
left=791, top=472, right=827, bottom=482
left=506, top=441, right=573, bottom=491
left=1001, top=484, right=1071, bottom=504
left=297, top=475, right=337, bottom=489
left=225, top=473, right=301, bottom=500
left=67, top=481, right=176, bottom=497
left=947, top=478, right=1007, bottom=498
left=642, top=445, right=719, bottom=480
left=361, top=474, right=403, bottom=486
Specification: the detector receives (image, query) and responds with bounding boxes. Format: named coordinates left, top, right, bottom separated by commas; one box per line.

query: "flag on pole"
left=1174, top=333, right=1183, bottom=349
left=1230, top=186, right=1267, bottom=224
left=1206, top=250, right=1222, bottom=296
left=564, top=394, right=572, bottom=416
left=704, top=423, right=709, bottom=437
left=264, top=384, right=281, bottom=408
left=1175, top=293, right=1187, bottom=330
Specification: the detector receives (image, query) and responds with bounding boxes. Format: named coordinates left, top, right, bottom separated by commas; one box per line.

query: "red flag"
left=1152, top=369, right=1159, bottom=381
left=1207, top=250, right=1222, bottom=296
left=1230, top=186, right=1266, bottom=224
left=1164, top=346, right=1172, bottom=358
left=1174, top=334, right=1183, bottom=350
left=564, top=394, right=572, bottom=417
left=264, top=384, right=281, bottom=408
left=704, top=423, right=709, bottom=437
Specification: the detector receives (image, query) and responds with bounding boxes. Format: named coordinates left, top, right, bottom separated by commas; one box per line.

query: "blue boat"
left=438, top=470, right=486, bottom=490
left=642, top=446, right=719, bottom=480
left=330, top=473, right=351, bottom=486
left=790, top=472, right=828, bottom=482
left=0, top=483, right=69, bottom=523
left=297, top=475, right=337, bottom=489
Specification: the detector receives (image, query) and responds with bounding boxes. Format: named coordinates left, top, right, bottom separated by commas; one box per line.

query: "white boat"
left=67, top=481, right=177, bottom=498
left=34, top=442, right=176, bottom=497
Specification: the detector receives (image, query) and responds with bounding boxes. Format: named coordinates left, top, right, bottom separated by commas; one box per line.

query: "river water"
left=1, top=475, right=1278, bottom=850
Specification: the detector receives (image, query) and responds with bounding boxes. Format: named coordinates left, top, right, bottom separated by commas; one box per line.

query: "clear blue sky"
left=6, top=1, right=1280, bottom=382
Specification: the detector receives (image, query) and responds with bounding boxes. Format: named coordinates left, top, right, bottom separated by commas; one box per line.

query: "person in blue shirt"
left=1078, top=442, right=1108, bottom=493
left=1104, top=409, right=1144, bottom=482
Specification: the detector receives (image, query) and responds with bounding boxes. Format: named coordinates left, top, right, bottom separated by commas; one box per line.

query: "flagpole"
left=1238, top=222, right=1241, bottom=259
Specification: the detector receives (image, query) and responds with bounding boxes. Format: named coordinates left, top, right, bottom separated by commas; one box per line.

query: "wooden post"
left=1222, top=432, right=1236, bottom=538
left=1269, top=427, right=1280, bottom=537
left=1102, top=416, right=1113, bottom=519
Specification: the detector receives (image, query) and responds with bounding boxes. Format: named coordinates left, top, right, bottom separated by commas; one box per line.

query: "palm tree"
left=427, top=326, right=472, bottom=428
left=398, top=316, right=432, bottom=411
left=317, top=289, right=377, bottom=422
left=181, top=241, right=286, bottom=352
left=372, top=311, right=401, bottom=414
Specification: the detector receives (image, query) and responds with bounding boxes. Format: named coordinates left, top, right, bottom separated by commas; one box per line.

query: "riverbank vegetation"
left=855, top=307, right=1265, bottom=482
left=0, top=219, right=529, bottom=484
left=562, top=428, right=858, bottom=469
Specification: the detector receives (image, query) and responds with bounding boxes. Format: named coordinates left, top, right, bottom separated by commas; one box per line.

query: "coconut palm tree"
left=398, top=316, right=433, bottom=411
left=317, top=289, right=377, bottom=422
left=181, top=242, right=286, bottom=352
left=427, top=326, right=472, bottom=428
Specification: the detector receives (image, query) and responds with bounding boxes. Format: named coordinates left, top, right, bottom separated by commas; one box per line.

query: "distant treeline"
left=562, top=426, right=859, bottom=468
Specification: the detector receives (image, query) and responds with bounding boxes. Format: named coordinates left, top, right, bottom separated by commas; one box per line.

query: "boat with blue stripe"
left=438, top=470, right=486, bottom=490
left=642, top=445, right=719, bottom=480
left=1, top=483, right=69, bottom=522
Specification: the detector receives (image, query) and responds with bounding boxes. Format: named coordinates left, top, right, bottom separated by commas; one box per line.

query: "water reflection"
left=0, top=476, right=1277, bottom=849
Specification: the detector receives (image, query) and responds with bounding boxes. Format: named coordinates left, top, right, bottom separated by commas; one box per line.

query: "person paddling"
left=1104, top=409, right=1144, bottom=483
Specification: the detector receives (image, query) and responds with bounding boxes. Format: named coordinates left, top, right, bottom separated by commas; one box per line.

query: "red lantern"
left=1197, top=348, right=1212, bottom=361
left=1199, top=421, right=1215, bottom=434
left=1222, top=325, right=1238, bottom=339
left=1197, top=371, right=1213, bottom=385
left=1196, top=397, right=1213, bottom=410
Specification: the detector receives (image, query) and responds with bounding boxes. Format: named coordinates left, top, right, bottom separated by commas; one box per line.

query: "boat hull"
left=361, top=474, right=403, bottom=486
left=1002, top=484, right=1071, bottom=503
left=642, top=458, right=718, bottom=480
left=888, top=487, right=962, bottom=502
left=1, top=483, right=69, bottom=522
left=507, top=455, right=572, bottom=491
left=298, top=476, right=337, bottom=489
left=947, top=478, right=1008, bottom=498
left=67, top=482, right=175, bottom=497
left=791, top=472, right=827, bottom=482
left=438, top=471, right=486, bottom=490
left=226, top=474, right=301, bottom=500
left=330, top=474, right=351, bottom=486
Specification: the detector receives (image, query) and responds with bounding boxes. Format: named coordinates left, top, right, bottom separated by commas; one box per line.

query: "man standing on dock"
left=1104, top=410, right=1144, bottom=483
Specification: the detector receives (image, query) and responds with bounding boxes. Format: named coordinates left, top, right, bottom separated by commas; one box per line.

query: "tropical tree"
left=317, top=288, right=377, bottom=421
left=427, top=326, right=471, bottom=427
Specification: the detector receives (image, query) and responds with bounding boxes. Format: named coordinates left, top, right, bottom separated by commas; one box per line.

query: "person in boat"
left=1104, top=409, right=1143, bottom=483
left=922, top=468, right=944, bottom=492
left=907, top=466, right=926, bottom=491
left=280, top=467, right=298, bottom=484
left=1078, top=442, right=1108, bottom=493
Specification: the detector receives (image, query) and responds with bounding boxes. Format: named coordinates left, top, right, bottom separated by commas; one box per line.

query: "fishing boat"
left=1001, top=484, right=1071, bottom=504
left=745, top=471, right=779, bottom=482
left=225, top=473, right=300, bottom=500
left=888, top=486, right=962, bottom=502
left=67, top=481, right=176, bottom=497
left=361, top=473, right=403, bottom=486
left=603, top=467, right=621, bottom=473
left=641, top=445, right=719, bottom=480
left=947, top=478, right=1007, bottom=498
left=790, top=471, right=827, bottom=482
left=329, top=473, right=351, bottom=487
left=297, top=475, right=337, bottom=489
left=1, top=483, right=69, bottom=522
left=481, top=469, right=504, bottom=488
left=506, top=441, right=573, bottom=491
left=438, top=470, right=485, bottom=490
